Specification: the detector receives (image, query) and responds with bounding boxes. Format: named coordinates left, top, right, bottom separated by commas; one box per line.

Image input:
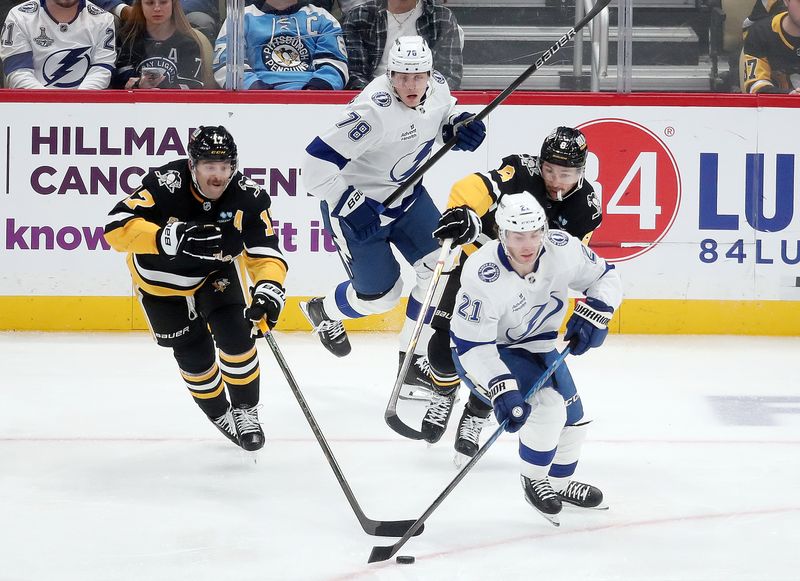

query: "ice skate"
left=232, top=404, right=265, bottom=451
left=421, top=387, right=458, bottom=444
left=452, top=407, right=490, bottom=467
left=299, top=297, right=351, bottom=357
left=521, top=475, right=562, bottom=526
left=210, top=408, right=239, bottom=447
left=398, top=352, right=435, bottom=401
left=557, top=480, right=608, bottom=510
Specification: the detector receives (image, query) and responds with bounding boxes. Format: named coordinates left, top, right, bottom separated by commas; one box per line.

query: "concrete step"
left=460, top=60, right=727, bottom=92
left=462, top=25, right=700, bottom=66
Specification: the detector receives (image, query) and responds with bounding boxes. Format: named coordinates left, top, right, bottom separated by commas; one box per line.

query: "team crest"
left=262, top=35, right=309, bottom=72
left=212, top=278, right=230, bottom=293
left=371, top=91, right=392, bottom=107
left=518, top=154, right=538, bottom=176
left=547, top=230, right=569, bottom=246
left=156, top=169, right=182, bottom=193
left=87, top=4, right=106, bottom=14
left=478, top=262, right=500, bottom=283
left=432, top=70, right=446, bottom=85
left=18, top=1, right=38, bottom=12
left=238, top=175, right=261, bottom=196
left=42, top=47, right=92, bottom=88
left=139, top=56, right=178, bottom=86
left=33, top=27, right=54, bottom=47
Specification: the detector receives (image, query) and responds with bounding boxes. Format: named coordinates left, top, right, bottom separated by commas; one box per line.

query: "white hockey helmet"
left=387, top=36, right=433, bottom=74
left=495, top=192, right=548, bottom=234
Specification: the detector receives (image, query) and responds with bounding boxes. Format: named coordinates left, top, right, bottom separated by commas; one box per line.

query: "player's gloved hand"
left=442, top=112, right=486, bottom=152
left=158, top=221, right=222, bottom=261
left=244, top=280, right=286, bottom=331
left=303, top=78, right=332, bottom=90
left=433, top=205, right=481, bottom=245
left=564, top=297, right=614, bottom=356
left=489, top=377, right=531, bottom=433
left=333, top=186, right=382, bottom=242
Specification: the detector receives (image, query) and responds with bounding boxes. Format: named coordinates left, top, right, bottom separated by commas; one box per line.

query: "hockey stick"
left=368, top=346, right=571, bottom=562
left=263, top=330, right=424, bottom=538
left=384, top=239, right=454, bottom=440
left=381, top=0, right=613, bottom=211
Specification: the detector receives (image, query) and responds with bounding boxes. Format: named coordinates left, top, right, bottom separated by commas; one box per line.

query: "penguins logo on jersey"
left=478, top=262, right=500, bottom=282
left=139, top=56, right=178, bottom=86
left=263, top=35, right=309, bottom=72
left=371, top=91, right=392, bottom=108
left=156, top=169, right=182, bottom=193
left=33, top=27, right=54, bottom=47
left=43, top=47, right=92, bottom=88
left=212, top=278, right=230, bottom=293
left=238, top=175, right=262, bottom=196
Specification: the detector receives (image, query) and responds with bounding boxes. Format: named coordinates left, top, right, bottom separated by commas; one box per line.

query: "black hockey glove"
left=564, top=297, right=613, bottom=356
left=442, top=112, right=486, bottom=152
left=158, top=221, right=222, bottom=261
left=433, top=205, right=481, bottom=245
left=245, top=281, right=286, bottom=331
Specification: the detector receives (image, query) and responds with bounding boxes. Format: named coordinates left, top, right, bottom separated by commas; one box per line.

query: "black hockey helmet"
left=188, top=126, right=238, bottom=168
left=540, top=126, right=587, bottom=169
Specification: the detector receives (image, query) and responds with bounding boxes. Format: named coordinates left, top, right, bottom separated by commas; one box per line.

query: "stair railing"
left=573, top=0, right=610, bottom=91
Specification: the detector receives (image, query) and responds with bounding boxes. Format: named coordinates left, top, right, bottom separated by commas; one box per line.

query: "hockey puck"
left=396, top=555, right=416, bottom=565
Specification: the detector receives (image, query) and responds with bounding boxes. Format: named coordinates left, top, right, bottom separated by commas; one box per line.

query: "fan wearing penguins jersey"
left=451, top=193, right=622, bottom=525
left=422, top=127, right=602, bottom=451
left=0, top=0, right=116, bottom=89
left=104, top=126, right=288, bottom=452
left=299, top=36, right=486, bottom=412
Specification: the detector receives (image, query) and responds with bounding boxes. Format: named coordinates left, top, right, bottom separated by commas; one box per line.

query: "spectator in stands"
left=342, top=0, right=462, bottom=90
left=93, top=0, right=219, bottom=41
left=0, top=0, right=116, bottom=89
left=741, top=0, right=800, bottom=93
left=113, top=0, right=215, bottom=88
left=743, top=0, right=784, bottom=31
left=213, top=0, right=348, bottom=90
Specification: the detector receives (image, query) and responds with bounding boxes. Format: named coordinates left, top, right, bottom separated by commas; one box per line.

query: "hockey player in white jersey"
left=300, top=36, right=485, bottom=428
left=450, top=192, right=622, bottom=525
left=0, top=0, right=116, bottom=89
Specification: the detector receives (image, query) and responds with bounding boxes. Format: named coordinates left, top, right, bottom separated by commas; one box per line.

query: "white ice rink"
left=1, top=331, right=799, bottom=581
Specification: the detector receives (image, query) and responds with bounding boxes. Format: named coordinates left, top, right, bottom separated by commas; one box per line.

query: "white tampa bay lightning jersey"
left=0, top=0, right=115, bottom=89
left=302, top=70, right=457, bottom=225
left=451, top=231, right=623, bottom=392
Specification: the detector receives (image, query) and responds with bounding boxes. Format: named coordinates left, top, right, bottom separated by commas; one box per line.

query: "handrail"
left=573, top=0, right=610, bottom=91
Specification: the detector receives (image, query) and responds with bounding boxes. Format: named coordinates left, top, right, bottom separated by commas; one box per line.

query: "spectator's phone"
left=141, top=67, right=163, bottom=79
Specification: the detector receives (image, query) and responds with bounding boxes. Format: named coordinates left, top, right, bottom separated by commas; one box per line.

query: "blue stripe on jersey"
left=520, top=442, right=557, bottom=467
left=405, top=293, right=435, bottom=323
left=383, top=183, right=423, bottom=219
left=3, top=51, right=34, bottom=74
left=512, top=330, right=559, bottom=345
left=451, top=332, right=495, bottom=355
left=306, top=136, right=349, bottom=170
left=92, top=63, right=116, bottom=72
left=549, top=461, right=578, bottom=478
left=334, top=280, right=364, bottom=319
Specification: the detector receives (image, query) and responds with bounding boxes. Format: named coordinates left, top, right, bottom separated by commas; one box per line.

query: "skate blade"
left=524, top=496, right=561, bottom=527
left=453, top=451, right=472, bottom=468
left=561, top=500, right=609, bottom=511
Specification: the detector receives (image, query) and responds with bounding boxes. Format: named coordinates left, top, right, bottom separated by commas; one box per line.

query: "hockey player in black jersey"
left=104, top=126, right=288, bottom=451
left=741, top=0, right=800, bottom=94
left=420, top=127, right=603, bottom=456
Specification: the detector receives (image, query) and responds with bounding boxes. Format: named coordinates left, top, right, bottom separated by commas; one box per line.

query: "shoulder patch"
left=478, top=262, right=501, bottom=283
left=238, top=175, right=263, bottom=197
left=432, top=70, right=446, bottom=85
left=86, top=4, right=106, bottom=15
left=547, top=230, right=569, bottom=246
left=371, top=91, right=392, bottom=108
left=155, top=169, right=182, bottom=193
left=18, top=1, right=38, bottom=12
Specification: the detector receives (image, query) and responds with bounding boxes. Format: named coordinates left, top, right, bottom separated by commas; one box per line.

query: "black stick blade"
left=385, top=413, right=425, bottom=440
left=368, top=543, right=398, bottom=563
left=370, top=519, right=425, bottom=538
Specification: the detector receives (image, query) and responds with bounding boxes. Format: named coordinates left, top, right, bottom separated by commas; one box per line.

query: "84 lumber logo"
left=579, top=118, right=681, bottom=262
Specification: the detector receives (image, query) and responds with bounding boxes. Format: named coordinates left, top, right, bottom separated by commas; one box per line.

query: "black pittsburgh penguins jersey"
left=114, top=32, right=206, bottom=89
left=104, top=159, right=287, bottom=296
left=742, top=12, right=800, bottom=94
left=447, top=153, right=602, bottom=248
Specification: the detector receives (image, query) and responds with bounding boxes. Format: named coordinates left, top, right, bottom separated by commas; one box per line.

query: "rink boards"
left=0, top=91, right=798, bottom=335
